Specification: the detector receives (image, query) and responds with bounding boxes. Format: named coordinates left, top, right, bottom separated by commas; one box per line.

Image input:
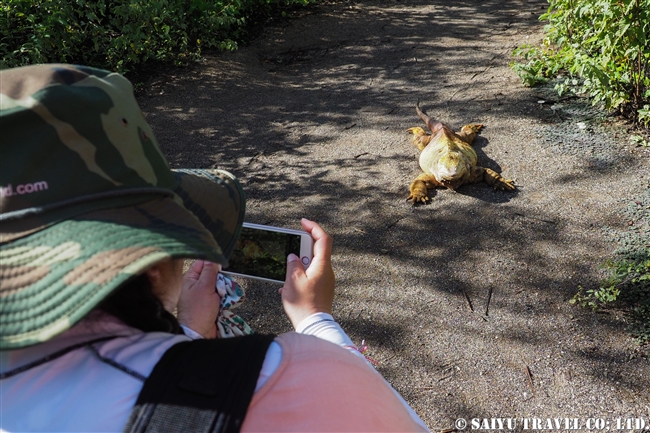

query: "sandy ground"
left=137, top=0, right=650, bottom=430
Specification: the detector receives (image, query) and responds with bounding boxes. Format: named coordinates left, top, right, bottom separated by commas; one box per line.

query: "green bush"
left=573, top=256, right=649, bottom=344
left=512, top=0, right=650, bottom=125
left=572, top=195, right=650, bottom=345
left=1, top=0, right=315, bottom=73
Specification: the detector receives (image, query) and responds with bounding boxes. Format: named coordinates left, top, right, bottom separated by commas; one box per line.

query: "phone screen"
left=225, top=227, right=302, bottom=281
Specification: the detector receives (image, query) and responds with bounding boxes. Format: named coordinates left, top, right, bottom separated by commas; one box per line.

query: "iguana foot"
left=484, top=168, right=515, bottom=191
left=408, top=174, right=440, bottom=205
left=462, top=124, right=483, bottom=133
left=457, top=124, right=484, bottom=144
left=407, top=185, right=430, bottom=205
left=406, top=127, right=432, bottom=151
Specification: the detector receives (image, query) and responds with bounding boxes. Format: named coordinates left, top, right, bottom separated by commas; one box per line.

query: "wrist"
left=295, top=312, right=335, bottom=332
left=178, top=314, right=213, bottom=339
left=180, top=324, right=204, bottom=340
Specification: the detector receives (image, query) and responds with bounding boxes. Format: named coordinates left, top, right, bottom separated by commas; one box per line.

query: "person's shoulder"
left=247, top=332, right=428, bottom=432
left=273, top=332, right=366, bottom=365
left=95, top=329, right=191, bottom=371
left=269, top=333, right=392, bottom=400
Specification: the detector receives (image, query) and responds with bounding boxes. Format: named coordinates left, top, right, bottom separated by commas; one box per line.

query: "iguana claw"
left=485, top=169, right=515, bottom=191
left=407, top=193, right=430, bottom=205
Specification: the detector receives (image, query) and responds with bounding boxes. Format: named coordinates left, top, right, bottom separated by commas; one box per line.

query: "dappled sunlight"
left=137, top=0, right=650, bottom=428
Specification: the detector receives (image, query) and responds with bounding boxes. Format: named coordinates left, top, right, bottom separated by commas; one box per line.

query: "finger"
left=195, top=262, right=218, bottom=290
left=183, top=259, right=205, bottom=282
left=300, top=218, right=326, bottom=241
left=300, top=219, right=332, bottom=260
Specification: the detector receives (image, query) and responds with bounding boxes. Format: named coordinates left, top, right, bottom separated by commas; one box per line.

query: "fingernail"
left=287, top=253, right=300, bottom=263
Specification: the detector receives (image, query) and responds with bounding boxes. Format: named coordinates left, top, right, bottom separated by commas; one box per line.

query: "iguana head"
left=435, top=154, right=471, bottom=191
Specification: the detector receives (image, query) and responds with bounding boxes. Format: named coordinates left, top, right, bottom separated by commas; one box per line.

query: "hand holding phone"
left=280, top=219, right=335, bottom=329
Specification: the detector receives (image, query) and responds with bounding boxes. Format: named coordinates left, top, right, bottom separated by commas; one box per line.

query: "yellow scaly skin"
left=406, top=105, right=515, bottom=205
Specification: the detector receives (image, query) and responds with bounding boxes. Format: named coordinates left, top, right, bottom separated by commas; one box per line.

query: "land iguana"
left=406, top=104, right=515, bottom=204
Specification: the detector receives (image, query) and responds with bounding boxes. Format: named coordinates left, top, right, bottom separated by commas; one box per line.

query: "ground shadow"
left=137, top=0, right=650, bottom=427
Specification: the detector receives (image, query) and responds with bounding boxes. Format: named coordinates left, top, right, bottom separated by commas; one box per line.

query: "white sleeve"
left=180, top=325, right=204, bottom=340
left=294, top=312, right=368, bottom=361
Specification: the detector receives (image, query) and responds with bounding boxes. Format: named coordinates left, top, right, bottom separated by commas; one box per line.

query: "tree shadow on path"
left=138, top=0, right=650, bottom=429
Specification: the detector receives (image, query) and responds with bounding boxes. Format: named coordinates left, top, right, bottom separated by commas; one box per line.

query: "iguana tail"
left=416, top=102, right=444, bottom=134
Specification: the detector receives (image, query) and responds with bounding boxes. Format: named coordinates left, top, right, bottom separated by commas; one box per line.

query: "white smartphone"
left=222, top=222, right=314, bottom=284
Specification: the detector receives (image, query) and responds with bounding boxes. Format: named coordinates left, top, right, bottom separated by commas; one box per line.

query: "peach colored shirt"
left=1, top=314, right=428, bottom=432
left=244, top=332, right=428, bottom=432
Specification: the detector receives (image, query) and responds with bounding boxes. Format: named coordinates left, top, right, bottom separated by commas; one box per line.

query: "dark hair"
left=98, top=274, right=183, bottom=334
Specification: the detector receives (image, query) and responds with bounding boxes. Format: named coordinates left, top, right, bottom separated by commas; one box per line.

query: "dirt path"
left=138, top=0, right=650, bottom=430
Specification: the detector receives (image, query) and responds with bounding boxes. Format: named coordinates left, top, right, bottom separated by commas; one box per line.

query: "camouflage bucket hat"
left=0, top=64, right=245, bottom=350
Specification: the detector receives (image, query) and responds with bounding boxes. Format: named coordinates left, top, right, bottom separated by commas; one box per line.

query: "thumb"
left=284, top=253, right=304, bottom=287
left=183, top=260, right=205, bottom=283
left=197, top=262, right=218, bottom=286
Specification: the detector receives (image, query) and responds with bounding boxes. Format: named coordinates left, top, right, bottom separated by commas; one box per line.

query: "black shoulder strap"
left=123, top=334, right=275, bottom=433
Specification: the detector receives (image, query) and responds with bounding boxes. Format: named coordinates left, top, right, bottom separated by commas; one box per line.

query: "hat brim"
left=0, top=169, right=244, bottom=350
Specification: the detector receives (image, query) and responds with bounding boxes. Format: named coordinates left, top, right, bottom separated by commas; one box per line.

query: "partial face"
left=148, top=258, right=185, bottom=313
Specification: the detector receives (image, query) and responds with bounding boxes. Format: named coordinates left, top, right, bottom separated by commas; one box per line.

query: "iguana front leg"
left=469, top=166, right=515, bottom=190
left=408, top=173, right=442, bottom=204
left=456, top=124, right=483, bottom=145
left=406, top=127, right=433, bottom=151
